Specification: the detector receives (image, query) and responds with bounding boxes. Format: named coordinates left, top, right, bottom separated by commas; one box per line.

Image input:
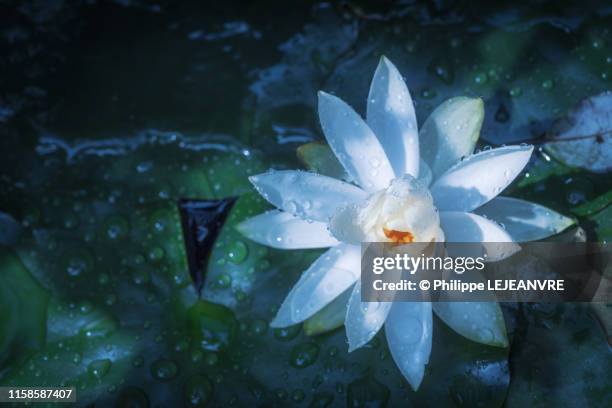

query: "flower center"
left=329, top=174, right=441, bottom=244
left=382, top=228, right=414, bottom=243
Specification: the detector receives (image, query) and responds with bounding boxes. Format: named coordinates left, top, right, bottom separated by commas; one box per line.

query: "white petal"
left=328, top=204, right=365, bottom=245
left=270, top=244, right=360, bottom=327
left=440, top=212, right=513, bottom=242
left=303, top=287, right=351, bottom=336
left=385, top=301, right=432, bottom=390
left=249, top=170, right=366, bottom=222
left=237, top=210, right=339, bottom=249
left=367, top=56, right=419, bottom=178
left=318, top=91, right=395, bottom=191
left=474, top=196, right=574, bottom=242
left=440, top=211, right=519, bottom=261
left=431, top=145, right=534, bottom=212
left=418, top=159, right=433, bottom=187
left=433, top=302, right=508, bottom=347
left=420, top=97, right=484, bottom=179
left=345, top=281, right=392, bottom=352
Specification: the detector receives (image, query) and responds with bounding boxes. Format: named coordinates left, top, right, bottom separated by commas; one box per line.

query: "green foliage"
left=0, top=249, right=49, bottom=377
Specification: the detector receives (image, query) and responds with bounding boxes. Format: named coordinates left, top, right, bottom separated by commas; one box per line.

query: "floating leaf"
left=589, top=204, right=612, bottom=242
left=433, top=302, right=508, bottom=348
left=0, top=212, right=21, bottom=245
left=297, top=142, right=348, bottom=180
left=347, top=374, right=390, bottom=407
left=545, top=92, right=612, bottom=173
left=590, top=272, right=612, bottom=347
left=3, top=297, right=138, bottom=401
left=506, top=304, right=611, bottom=406
left=571, top=190, right=612, bottom=217
left=0, top=249, right=49, bottom=378
left=186, top=300, right=238, bottom=352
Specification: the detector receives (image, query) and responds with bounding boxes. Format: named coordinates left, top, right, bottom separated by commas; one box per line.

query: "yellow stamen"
left=383, top=228, right=414, bottom=244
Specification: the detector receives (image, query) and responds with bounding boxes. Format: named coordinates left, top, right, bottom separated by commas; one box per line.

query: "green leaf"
left=589, top=204, right=612, bottom=242
left=0, top=212, right=21, bottom=245
left=505, top=304, right=611, bottom=406
left=297, top=142, right=348, bottom=180
left=572, top=190, right=612, bottom=217
left=0, top=249, right=49, bottom=378
left=347, top=373, right=390, bottom=407
left=3, top=297, right=138, bottom=399
left=433, top=302, right=508, bottom=348
left=186, top=300, right=238, bottom=352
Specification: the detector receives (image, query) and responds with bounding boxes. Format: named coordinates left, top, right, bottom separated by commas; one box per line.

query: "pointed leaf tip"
left=433, top=302, right=509, bottom=348
left=178, top=198, right=237, bottom=297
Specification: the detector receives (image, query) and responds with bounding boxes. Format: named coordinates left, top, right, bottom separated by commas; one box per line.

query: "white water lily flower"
left=237, top=56, right=574, bottom=390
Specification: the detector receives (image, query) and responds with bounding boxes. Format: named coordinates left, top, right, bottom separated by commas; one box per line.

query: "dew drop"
left=148, top=246, right=165, bottom=262
left=473, top=72, right=488, bottom=84
left=183, top=375, right=214, bottom=407
left=136, top=161, right=153, bottom=173
left=479, top=328, right=494, bottom=343
left=226, top=240, right=248, bottom=264
left=216, top=273, right=232, bottom=288
left=250, top=319, right=268, bottom=336
left=64, top=248, right=94, bottom=277
left=131, top=269, right=150, bottom=285
left=541, top=79, right=554, bottom=90
left=291, top=389, right=305, bottom=402
left=290, top=342, right=320, bottom=368
left=509, top=87, right=522, bottom=97
left=284, top=200, right=298, bottom=214
left=72, top=352, right=82, bottom=364
left=88, top=359, right=112, bottom=380
left=116, top=387, right=149, bottom=408
left=151, top=358, right=178, bottom=382
left=274, top=325, right=301, bottom=341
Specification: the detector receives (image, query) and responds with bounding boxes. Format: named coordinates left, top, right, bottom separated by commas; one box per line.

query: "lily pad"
left=297, top=142, right=348, bottom=180
left=2, top=297, right=138, bottom=401
left=0, top=249, right=49, bottom=378
left=505, top=304, right=612, bottom=406
left=545, top=92, right=612, bottom=173
left=0, top=212, right=21, bottom=245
